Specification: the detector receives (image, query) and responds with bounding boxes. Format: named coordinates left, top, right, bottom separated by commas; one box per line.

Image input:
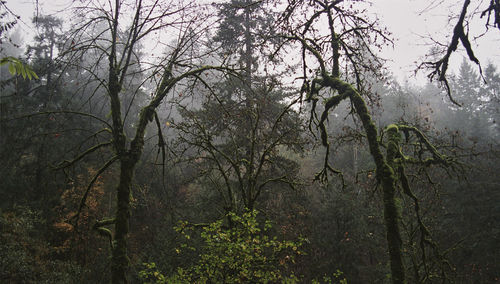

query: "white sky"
left=372, top=0, right=500, bottom=83
left=5, top=0, right=500, bottom=85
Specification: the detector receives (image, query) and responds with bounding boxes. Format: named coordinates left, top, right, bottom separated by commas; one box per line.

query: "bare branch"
left=69, top=156, right=118, bottom=227
left=53, top=141, right=113, bottom=170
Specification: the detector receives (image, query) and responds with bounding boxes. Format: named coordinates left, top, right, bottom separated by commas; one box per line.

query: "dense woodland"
left=1, top=0, right=499, bottom=283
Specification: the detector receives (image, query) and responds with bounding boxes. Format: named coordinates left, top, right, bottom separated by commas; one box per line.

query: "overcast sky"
left=5, top=0, right=500, bottom=84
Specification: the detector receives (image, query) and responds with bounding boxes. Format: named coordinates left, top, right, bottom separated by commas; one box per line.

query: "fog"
left=1, top=1, right=499, bottom=283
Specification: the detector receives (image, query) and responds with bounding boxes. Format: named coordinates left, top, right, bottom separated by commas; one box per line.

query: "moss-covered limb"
left=395, top=124, right=466, bottom=181
left=95, top=218, right=116, bottom=227
left=386, top=124, right=402, bottom=166
left=390, top=124, right=455, bottom=281
left=295, top=30, right=405, bottom=282
left=396, top=125, right=450, bottom=165
left=348, top=94, right=404, bottom=283
left=96, top=227, right=113, bottom=248
left=318, top=75, right=405, bottom=283
left=94, top=218, right=115, bottom=249
left=377, top=123, right=406, bottom=284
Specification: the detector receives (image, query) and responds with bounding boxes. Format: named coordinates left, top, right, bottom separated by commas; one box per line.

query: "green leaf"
left=19, top=65, right=27, bottom=79
left=31, top=70, right=39, bottom=79
left=1, top=56, right=38, bottom=80
left=8, top=63, right=15, bottom=75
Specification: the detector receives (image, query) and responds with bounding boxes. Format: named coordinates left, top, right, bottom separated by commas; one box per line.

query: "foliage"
left=0, top=206, right=88, bottom=283
left=311, top=270, right=348, bottom=284
left=0, top=56, right=38, bottom=80
left=139, top=210, right=304, bottom=283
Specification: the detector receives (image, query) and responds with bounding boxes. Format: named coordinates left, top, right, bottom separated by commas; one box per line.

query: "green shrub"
left=139, top=210, right=303, bottom=283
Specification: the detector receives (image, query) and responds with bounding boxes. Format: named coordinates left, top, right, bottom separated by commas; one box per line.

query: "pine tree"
left=176, top=0, right=304, bottom=214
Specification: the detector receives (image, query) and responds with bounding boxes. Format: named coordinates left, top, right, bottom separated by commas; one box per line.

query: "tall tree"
left=174, top=0, right=304, bottom=215
left=53, top=1, right=229, bottom=282
left=482, top=62, right=500, bottom=139
left=278, top=1, right=460, bottom=282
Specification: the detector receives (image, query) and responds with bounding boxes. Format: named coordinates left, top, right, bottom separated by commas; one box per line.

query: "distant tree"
left=482, top=62, right=500, bottom=138
left=0, top=15, right=69, bottom=211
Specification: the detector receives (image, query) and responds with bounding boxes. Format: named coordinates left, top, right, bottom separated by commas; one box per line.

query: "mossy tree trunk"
left=294, top=33, right=407, bottom=283
left=95, top=2, right=229, bottom=282
left=328, top=77, right=406, bottom=284
left=110, top=157, right=134, bottom=284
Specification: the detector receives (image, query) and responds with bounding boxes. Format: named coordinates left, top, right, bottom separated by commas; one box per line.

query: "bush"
left=139, top=210, right=303, bottom=283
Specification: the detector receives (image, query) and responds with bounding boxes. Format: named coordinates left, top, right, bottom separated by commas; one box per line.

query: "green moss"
left=313, top=71, right=406, bottom=283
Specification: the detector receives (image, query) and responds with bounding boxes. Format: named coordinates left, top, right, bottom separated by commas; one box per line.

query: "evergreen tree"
left=482, top=63, right=500, bottom=139
left=175, top=0, right=304, bottom=214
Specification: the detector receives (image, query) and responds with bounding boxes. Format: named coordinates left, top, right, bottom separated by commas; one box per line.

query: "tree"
left=51, top=1, right=231, bottom=282
left=278, top=1, right=460, bottom=283
left=482, top=62, right=500, bottom=139
left=0, top=15, right=68, bottom=211
left=174, top=0, right=304, bottom=215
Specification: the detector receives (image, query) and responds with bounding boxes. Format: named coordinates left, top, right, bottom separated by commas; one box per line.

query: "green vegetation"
left=0, top=56, right=38, bottom=80
left=140, top=210, right=303, bottom=283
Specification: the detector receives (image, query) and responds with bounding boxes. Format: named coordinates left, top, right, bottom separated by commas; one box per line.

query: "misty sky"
left=5, top=0, right=500, bottom=84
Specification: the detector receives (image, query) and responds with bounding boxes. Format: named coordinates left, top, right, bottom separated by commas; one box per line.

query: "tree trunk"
left=111, top=157, right=135, bottom=284
left=350, top=92, right=406, bottom=284
left=384, top=125, right=406, bottom=284
left=322, top=75, right=407, bottom=283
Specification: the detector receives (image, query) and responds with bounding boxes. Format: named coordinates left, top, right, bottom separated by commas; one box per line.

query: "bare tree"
left=54, top=0, right=231, bottom=282
left=277, top=1, right=460, bottom=283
